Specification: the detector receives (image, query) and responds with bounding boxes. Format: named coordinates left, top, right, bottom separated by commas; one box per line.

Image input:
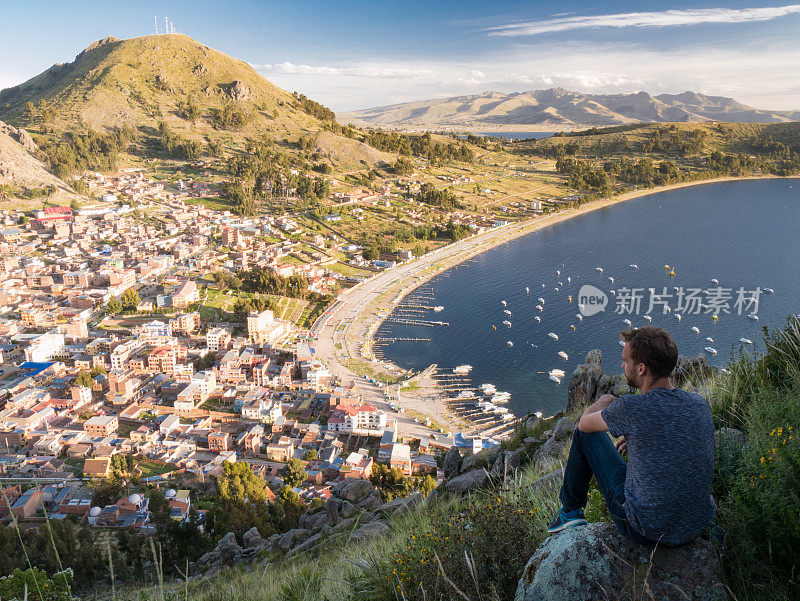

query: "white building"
left=206, top=327, right=232, bottom=352
left=24, top=332, right=65, bottom=362
left=247, top=310, right=289, bottom=345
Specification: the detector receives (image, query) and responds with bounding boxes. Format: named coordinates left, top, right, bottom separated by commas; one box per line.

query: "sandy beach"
left=311, top=174, right=779, bottom=439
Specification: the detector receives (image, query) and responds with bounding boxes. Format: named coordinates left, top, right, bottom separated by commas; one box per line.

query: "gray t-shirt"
left=601, top=387, right=716, bottom=545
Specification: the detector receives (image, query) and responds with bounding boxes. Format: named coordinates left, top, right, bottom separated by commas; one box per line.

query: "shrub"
left=384, top=494, right=549, bottom=601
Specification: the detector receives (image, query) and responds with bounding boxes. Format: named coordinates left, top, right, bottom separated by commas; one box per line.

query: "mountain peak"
left=341, top=88, right=800, bottom=129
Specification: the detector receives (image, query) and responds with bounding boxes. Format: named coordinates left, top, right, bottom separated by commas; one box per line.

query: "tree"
left=74, top=370, right=93, bottom=389
left=282, top=459, right=307, bottom=488
left=88, top=477, right=123, bottom=507
left=24, top=102, right=36, bottom=125
left=216, top=461, right=268, bottom=504
left=121, top=287, right=140, bottom=311
left=106, top=296, right=122, bottom=314
left=303, top=449, right=318, bottom=461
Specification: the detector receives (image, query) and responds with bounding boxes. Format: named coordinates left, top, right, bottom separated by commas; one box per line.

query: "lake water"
left=378, top=178, right=800, bottom=418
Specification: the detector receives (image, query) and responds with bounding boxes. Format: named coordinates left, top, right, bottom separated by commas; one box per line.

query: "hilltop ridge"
left=0, top=34, right=320, bottom=138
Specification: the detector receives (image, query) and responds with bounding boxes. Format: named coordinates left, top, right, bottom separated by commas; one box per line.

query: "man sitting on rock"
left=546, top=326, right=716, bottom=546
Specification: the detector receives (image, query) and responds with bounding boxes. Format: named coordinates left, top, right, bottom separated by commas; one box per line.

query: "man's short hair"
left=621, top=326, right=678, bottom=379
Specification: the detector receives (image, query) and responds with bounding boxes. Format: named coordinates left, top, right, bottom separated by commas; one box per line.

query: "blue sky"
left=1, top=1, right=799, bottom=111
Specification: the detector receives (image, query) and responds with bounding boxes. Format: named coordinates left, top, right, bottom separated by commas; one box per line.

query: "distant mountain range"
left=340, top=89, right=800, bottom=130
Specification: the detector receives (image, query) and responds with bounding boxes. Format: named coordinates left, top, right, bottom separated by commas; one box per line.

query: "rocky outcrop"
left=515, top=522, right=725, bottom=601
left=443, top=468, right=489, bottom=494
left=226, top=80, right=252, bottom=101
left=442, top=446, right=462, bottom=479
left=196, top=479, right=414, bottom=576
left=567, top=350, right=604, bottom=413
left=672, top=354, right=713, bottom=384
left=533, top=418, right=574, bottom=474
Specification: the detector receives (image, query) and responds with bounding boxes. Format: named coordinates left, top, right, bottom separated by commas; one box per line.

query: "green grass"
left=186, top=196, right=236, bottom=212
left=134, top=460, right=174, bottom=479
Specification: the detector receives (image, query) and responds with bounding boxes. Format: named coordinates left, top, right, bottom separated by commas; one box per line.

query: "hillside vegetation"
left=85, top=317, right=796, bottom=601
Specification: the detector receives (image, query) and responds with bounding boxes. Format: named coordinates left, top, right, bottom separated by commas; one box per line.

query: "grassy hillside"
left=100, top=318, right=798, bottom=601
left=0, top=35, right=316, bottom=137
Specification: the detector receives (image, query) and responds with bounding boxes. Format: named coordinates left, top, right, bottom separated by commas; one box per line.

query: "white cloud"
left=250, top=41, right=800, bottom=112
left=487, top=4, right=800, bottom=36
left=253, top=61, right=437, bottom=80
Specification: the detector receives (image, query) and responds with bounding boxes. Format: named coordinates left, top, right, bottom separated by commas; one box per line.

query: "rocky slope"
left=0, top=120, right=81, bottom=207
left=341, top=88, right=800, bottom=130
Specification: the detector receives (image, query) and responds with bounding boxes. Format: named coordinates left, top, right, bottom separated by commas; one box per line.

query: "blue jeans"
left=559, top=427, right=653, bottom=545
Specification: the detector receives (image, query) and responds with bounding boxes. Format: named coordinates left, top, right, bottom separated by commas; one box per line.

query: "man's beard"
left=626, top=375, right=638, bottom=390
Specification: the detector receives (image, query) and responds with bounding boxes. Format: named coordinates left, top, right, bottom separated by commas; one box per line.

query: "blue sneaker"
left=547, top=507, right=587, bottom=533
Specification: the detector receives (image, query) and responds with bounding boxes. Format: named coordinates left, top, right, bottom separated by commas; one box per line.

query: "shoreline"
left=312, top=174, right=787, bottom=439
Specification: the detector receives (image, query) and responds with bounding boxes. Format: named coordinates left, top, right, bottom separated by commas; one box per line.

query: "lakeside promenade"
left=310, top=175, right=778, bottom=439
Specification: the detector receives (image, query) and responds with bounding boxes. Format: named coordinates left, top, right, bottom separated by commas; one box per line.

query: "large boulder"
left=442, top=446, right=462, bottom=479
left=242, top=526, right=263, bottom=549
left=299, top=509, right=331, bottom=531
left=529, top=468, right=564, bottom=495
left=515, top=522, right=725, bottom=601
left=350, top=521, right=389, bottom=542
left=567, top=351, right=604, bottom=413
left=443, top=469, right=489, bottom=494
left=277, top=528, right=311, bottom=551
left=490, top=450, right=522, bottom=480
left=534, top=418, right=574, bottom=473
left=335, top=479, right=376, bottom=503
left=714, top=427, right=746, bottom=451
left=672, top=354, right=713, bottom=384
left=460, top=445, right=502, bottom=474
left=216, top=532, right=241, bottom=561
left=377, top=492, right=422, bottom=517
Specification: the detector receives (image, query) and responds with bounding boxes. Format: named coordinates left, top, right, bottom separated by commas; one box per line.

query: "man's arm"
left=578, top=394, right=616, bottom=433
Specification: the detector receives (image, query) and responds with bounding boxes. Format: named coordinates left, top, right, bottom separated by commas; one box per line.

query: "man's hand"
left=615, top=435, right=627, bottom=457
left=578, top=394, right=617, bottom=433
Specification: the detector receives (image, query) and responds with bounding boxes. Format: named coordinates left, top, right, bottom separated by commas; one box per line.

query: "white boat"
left=576, top=314, right=583, bottom=322
left=764, top=287, right=774, bottom=294
left=623, top=319, right=632, bottom=326
left=558, top=351, right=569, bottom=360
left=433, top=306, right=444, bottom=312
left=675, top=313, right=682, bottom=321
left=525, top=287, right=530, bottom=294
left=608, top=276, right=614, bottom=283
left=706, top=337, right=714, bottom=343
left=619, top=340, right=625, bottom=346
left=492, top=392, right=511, bottom=404
left=507, top=341, right=514, bottom=347
left=493, top=406, right=510, bottom=414
left=457, top=390, right=473, bottom=399
left=704, top=346, right=718, bottom=355
left=549, top=369, right=566, bottom=378
left=535, top=305, right=544, bottom=312
left=548, top=332, right=559, bottom=340
left=556, top=270, right=561, bottom=276
left=504, top=309, right=512, bottom=315
left=549, top=374, right=563, bottom=384
left=691, top=326, right=700, bottom=334
left=453, top=365, right=473, bottom=374
left=558, top=281, right=564, bottom=287
left=503, top=320, right=512, bottom=327
left=567, top=277, right=571, bottom=283
left=596, top=267, right=604, bottom=273
left=534, top=316, right=541, bottom=323
left=502, top=413, right=515, bottom=421
left=538, top=297, right=546, bottom=304
left=481, top=383, right=497, bottom=394
left=711, top=278, right=719, bottom=285
left=629, top=264, right=639, bottom=270
left=644, top=315, right=652, bottom=322
left=739, top=338, right=754, bottom=345
left=501, top=300, right=507, bottom=306
left=747, top=313, right=759, bottom=321
left=554, top=287, right=559, bottom=292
